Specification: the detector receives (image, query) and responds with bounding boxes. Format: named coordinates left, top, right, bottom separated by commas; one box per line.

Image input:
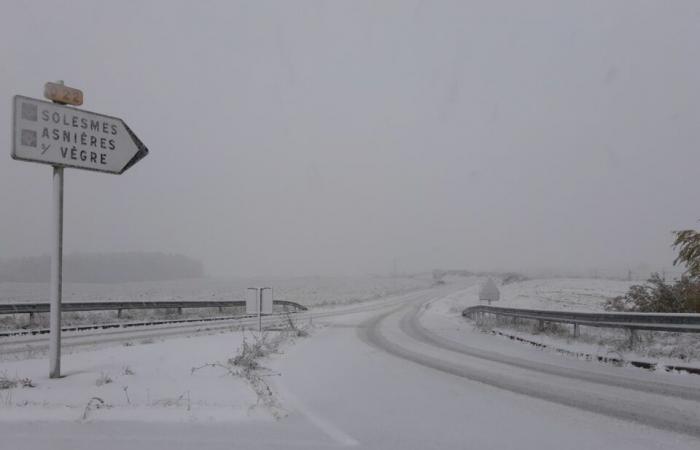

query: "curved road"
left=361, top=298, right=700, bottom=438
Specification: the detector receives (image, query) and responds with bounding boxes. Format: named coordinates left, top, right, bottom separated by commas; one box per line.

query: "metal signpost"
left=11, top=82, right=149, bottom=378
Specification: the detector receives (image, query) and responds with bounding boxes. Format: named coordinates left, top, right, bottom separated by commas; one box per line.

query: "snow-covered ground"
left=0, top=275, right=433, bottom=306
left=0, top=328, right=291, bottom=423
left=435, top=277, right=635, bottom=313
left=1, top=281, right=699, bottom=448
left=429, top=277, right=700, bottom=368
left=0, top=275, right=434, bottom=330
left=0, top=282, right=434, bottom=425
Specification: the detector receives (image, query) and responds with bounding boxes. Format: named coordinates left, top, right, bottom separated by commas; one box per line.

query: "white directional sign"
left=479, top=278, right=500, bottom=303
left=11, top=85, right=150, bottom=379
left=12, top=95, right=148, bottom=174
left=246, top=288, right=273, bottom=315
left=246, top=289, right=259, bottom=315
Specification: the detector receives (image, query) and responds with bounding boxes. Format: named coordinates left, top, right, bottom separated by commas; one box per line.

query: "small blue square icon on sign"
left=21, top=103, right=38, bottom=121
left=21, top=129, right=37, bottom=147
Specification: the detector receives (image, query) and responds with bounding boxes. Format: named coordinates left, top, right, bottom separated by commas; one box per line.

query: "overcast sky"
left=1, top=1, right=699, bottom=277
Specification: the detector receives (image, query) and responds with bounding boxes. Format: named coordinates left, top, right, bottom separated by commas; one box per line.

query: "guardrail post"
left=177, top=307, right=183, bottom=315
left=117, top=309, right=122, bottom=319
left=538, top=319, right=545, bottom=332
left=629, top=328, right=638, bottom=348
left=573, top=323, right=580, bottom=338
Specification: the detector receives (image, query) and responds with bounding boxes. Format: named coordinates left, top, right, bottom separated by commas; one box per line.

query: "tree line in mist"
left=0, top=252, right=204, bottom=283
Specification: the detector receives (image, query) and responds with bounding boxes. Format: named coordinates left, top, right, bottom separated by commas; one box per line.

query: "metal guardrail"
left=0, top=299, right=307, bottom=315
left=462, top=305, right=700, bottom=335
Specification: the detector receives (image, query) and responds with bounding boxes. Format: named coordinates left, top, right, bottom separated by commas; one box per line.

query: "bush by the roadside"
left=605, top=273, right=700, bottom=313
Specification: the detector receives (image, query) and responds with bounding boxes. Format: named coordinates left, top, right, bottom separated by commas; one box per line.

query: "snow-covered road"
left=361, top=299, right=700, bottom=440
left=1, top=283, right=699, bottom=449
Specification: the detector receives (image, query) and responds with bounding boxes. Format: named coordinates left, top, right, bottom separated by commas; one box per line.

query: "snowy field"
left=442, top=277, right=635, bottom=312
left=429, top=277, right=700, bottom=368
left=0, top=275, right=434, bottom=330
left=0, top=275, right=433, bottom=307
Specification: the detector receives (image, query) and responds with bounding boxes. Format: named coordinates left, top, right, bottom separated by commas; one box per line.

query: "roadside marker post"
left=11, top=82, right=149, bottom=378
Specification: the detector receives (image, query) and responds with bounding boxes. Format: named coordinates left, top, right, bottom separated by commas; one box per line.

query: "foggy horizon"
left=2, top=1, right=699, bottom=278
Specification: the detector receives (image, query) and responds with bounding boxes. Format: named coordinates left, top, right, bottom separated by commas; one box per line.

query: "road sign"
left=246, top=287, right=274, bottom=315
left=246, top=287, right=273, bottom=332
left=12, top=95, right=148, bottom=174
left=479, top=278, right=500, bottom=303
left=261, top=288, right=273, bottom=314
left=246, top=288, right=259, bottom=315
left=44, top=82, right=83, bottom=106
left=11, top=84, right=150, bottom=379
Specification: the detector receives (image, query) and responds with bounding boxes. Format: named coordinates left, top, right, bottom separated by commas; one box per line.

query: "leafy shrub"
left=606, top=274, right=700, bottom=313
left=673, top=229, right=700, bottom=280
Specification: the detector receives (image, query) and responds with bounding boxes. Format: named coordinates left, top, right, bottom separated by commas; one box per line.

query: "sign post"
left=48, top=81, right=68, bottom=379
left=49, top=164, right=63, bottom=378
left=11, top=83, right=149, bottom=378
left=48, top=164, right=63, bottom=378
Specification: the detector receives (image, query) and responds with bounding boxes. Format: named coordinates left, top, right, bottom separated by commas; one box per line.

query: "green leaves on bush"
left=606, top=274, right=700, bottom=313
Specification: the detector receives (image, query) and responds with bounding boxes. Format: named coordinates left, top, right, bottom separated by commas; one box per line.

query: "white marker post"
left=11, top=82, right=149, bottom=378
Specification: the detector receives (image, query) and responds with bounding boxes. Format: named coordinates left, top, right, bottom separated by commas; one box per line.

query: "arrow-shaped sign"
left=12, top=95, right=148, bottom=174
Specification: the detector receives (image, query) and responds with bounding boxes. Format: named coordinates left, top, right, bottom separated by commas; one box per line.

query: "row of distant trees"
left=432, top=269, right=527, bottom=285
left=0, top=252, right=204, bottom=283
